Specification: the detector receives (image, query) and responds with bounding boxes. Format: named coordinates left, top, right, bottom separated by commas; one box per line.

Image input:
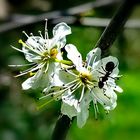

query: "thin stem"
left=52, top=115, right=73, bottom=140
left=95, top=0, right=138, bottom=56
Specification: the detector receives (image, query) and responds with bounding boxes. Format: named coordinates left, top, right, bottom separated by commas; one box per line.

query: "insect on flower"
left=10, top=20, right=71, bottom=90
left=95, top=56, right=123, bottom=93
left=10, top=20, right=123, bottom=128
left=38, top=44, right=122, bottom=128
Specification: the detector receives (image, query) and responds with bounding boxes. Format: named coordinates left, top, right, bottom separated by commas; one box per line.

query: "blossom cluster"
left=11, top=21, right=123, bottom=128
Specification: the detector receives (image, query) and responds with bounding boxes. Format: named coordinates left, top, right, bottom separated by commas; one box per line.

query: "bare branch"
left=94, top=0, right=138, bottom=55
left=52, top=115, right=73, bottom=140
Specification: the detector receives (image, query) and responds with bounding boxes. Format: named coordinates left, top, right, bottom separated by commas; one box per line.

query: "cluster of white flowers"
left=12, top=21, right=123, bottom=128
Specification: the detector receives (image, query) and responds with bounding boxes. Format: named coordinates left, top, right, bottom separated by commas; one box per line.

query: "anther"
left=30, top=33, right=33, bottom=36
left=45, top=19, right=49, bottom=40
left=22, top=31, right=29, bottom=38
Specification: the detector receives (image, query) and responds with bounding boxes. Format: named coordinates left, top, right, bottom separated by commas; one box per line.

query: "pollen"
left=50, top=48, right=58, bottom=58
left=79, top=71, right=92, bottom=84
left=18, top=39, right=26, bottom=46
left=29, top=72, right=35, bottom=76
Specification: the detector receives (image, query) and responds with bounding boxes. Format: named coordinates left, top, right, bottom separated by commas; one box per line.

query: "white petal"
left=104, top=102, right=117, bottom=111
left=91, top=87, right=117, bottom=111
left=53, top=22, right=71, bottom=39
left=52, top=72, right=64, bottom=86
left=50, top=22, right=71, bottom=49
left=22, top=36, right=45, bottom=62
left=77, top=93, right=91, bottom=128
left=107, top=79, right=123, bottom=93
left=22, top=68, right=50, bottom=90
left=59, top=69, right=76, bottom=83
left=23, top=50, right=41, bottom=63
left=113, top=85, right=123, bottom=93
left=22, top=47, right=41, bottom=63
left=26, top=36, right=45, bottom=52
left=86, top=48, right=101, bottom=67
left=22, top=77, right=33, bottom=90
left=61, top=102, right=77, bottom=118
left=65, top=44, right=83, bottom=71
left=56, top=51, right=63, bottom=60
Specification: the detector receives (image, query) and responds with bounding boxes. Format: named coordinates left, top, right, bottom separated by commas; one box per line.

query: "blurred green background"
left=0, top=0, right=140, bottom=140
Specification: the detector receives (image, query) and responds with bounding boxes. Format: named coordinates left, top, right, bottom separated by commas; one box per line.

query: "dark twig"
left=52, top=115, right=73, bottom=140
left=95, top=0, right=138, bottom=55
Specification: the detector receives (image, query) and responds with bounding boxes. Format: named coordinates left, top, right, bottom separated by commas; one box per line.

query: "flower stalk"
left=52, top=115, right=72, bottom=140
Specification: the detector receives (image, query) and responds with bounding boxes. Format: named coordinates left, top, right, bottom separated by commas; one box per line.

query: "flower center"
left=42, top=48, right=58, bottom=62
left=50, top=48, right=58, bottom=58
left=79, top=71, right=92, bottom=85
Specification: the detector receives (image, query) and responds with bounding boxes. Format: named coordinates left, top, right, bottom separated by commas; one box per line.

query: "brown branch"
left=52, top=115, right=73, bottom=140
left=95, top=0, right=138, bottom=56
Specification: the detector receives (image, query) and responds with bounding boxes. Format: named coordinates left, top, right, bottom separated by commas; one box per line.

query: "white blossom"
left=11, top=21, right=71, bottom=90
left=39, top=44, right=122, bottom=127
left=11, top=21, right=123, bottom=128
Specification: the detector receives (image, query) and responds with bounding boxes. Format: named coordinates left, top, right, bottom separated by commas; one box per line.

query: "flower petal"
left=53, top=22, right=71, bottom=39
left=22, top=68, right=50, bottom=90
left=61, top=102, right=77, bottom=119
left=58, top=68, right=76, bottom=83
left=107, top=79, right=123, bottom=93
left=52, top=72, right=64, bottom=86
left=62, top=92, right=80, bottom=111
left=26, top=36, right=45, bottom=52
left=22, top=76, right=33, bottom=90
left=50, top=22, right=71, bottom=49
left=86, top=48, right=101, bottom=67
left=91, top=87, right=117, bottom=111
left=77, top=92, right=91, bottom=128
left=65, top=44, right=83, bottom=71
left=22, top=36, right=45, bottom=62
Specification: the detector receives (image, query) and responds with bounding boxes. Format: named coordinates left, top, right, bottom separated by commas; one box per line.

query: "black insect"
left=98, top=61, right=117, bottom=89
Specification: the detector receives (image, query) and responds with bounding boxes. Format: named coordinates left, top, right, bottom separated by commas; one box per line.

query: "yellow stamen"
left=18, top=39, right=42, bottom=56
left=79, top=71, right=93, bottom=85
left=50, top=48, right=58, bottom=58
left=19, top=39, right=28, bottom=48
left=29, top=72, right=35, bottom=76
